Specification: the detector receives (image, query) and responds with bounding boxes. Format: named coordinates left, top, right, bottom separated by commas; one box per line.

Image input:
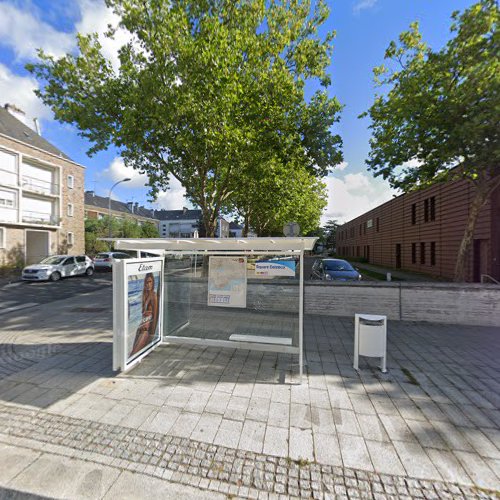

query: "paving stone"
left=338, top=434, right=373, bottom=472
left=454, top=450, right=500, bottom=491
left=289, top=427, right=314, bottom=462
left=365, top=440, right=405, bottom=476
left=392, top=441, right=441, bottom=481
left=263, top=426, right=288, bottom=458
left=214, top=419, right=243, bottom=448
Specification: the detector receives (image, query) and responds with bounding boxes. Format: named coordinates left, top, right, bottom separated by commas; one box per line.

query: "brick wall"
left=0, top=135, right=85, bottom=264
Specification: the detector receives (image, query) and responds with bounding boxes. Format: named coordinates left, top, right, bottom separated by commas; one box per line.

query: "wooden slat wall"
left=337, top=179, right=499, bottom=282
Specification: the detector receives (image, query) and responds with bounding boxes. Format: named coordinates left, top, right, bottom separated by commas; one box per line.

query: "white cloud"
left=99, top=156, right=188, bottom=209
left=154, top=178, right=189, bottom=210
left=322, top=172, right=398, bottom=225
left=0, top=63, right=50, bottom=121
left=100, top=157, right=149, bottom=190
left=0, top=1, right=130, bottom=70
left=353, top=0, right=377, bottom=14
left=76, top=0, right=131, bottom=72
left=336, top=161, right=348, bottom=172
left=0, top=3, right=74, bottom=59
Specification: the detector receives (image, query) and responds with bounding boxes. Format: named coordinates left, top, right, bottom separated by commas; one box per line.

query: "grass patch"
left=401, top=367, right=420, bottom=386
left=359, top=268, right=405, bottom=282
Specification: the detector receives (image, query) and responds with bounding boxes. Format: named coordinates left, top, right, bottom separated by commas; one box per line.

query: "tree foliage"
left=323, top=218, right=339, bottom=250
left=28, top=0, right=343, bottom=237
left=84, top=217, right=159, bottom=255
left=362, top=0, right=499, bottom=281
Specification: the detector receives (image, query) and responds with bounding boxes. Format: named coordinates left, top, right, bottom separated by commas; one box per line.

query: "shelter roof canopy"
left=104, top=237, right=317, bottom=253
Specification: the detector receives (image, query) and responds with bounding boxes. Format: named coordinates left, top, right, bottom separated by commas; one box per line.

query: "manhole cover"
left=72, top=307, right=107, bottom=313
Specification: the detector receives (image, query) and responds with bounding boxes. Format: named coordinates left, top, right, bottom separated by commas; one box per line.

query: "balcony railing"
left=21, top=175, right=59, bottom=195
left=22, top=210, right=60, bottom=226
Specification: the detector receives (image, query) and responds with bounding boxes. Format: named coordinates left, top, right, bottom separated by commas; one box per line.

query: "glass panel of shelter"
left=162, top=252, right=299, bottom=349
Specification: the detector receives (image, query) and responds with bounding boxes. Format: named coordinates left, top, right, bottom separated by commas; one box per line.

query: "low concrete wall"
left=165, top=277, right=500, bottom=327
left=305, top=282, right=500, bottom=327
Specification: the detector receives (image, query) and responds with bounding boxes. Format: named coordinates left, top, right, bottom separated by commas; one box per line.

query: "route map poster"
left=208, top=256, right=247, bottom=308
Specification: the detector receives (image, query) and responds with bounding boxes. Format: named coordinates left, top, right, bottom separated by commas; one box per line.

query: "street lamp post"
left=108, top=178, right=131, bottom=241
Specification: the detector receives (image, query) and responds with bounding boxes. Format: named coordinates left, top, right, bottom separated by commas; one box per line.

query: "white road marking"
left=3, top=282, right=23, bottom=288
left=0, top=302, right=40, bottom=315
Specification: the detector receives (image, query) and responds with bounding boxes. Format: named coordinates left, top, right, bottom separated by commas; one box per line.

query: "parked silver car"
left=22, top=255, right=94, bottom=282
left=93, top=251, right=132, bottom=271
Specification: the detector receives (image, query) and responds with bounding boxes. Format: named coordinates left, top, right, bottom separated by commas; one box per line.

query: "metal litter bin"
left=353, top=313, right=387, bottom=373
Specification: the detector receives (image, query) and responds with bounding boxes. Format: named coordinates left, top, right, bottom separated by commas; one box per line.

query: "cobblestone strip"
left=0, top=402, right=498, bottom=500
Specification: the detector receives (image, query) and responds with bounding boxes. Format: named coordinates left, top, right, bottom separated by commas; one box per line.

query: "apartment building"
left=84, top=191, right=159, bottom=228
left=155, top=208, right=230, bottom=238
left=0, top=104, right=85, bottom=266
left=337, top=178, right=500, bottom=282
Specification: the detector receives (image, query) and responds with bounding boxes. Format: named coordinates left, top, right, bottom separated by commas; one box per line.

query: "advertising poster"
left=126, top=259, right=163, bottom=364
left=255, top=259, right=296, bottom=277
left=208, top=256, right=247, bottom=308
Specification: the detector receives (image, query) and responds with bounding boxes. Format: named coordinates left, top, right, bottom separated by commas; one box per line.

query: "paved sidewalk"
left=0, top=288, right=499, bottom=498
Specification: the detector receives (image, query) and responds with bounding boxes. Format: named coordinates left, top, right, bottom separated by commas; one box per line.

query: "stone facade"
left=0, top=134, right=85, bottom=266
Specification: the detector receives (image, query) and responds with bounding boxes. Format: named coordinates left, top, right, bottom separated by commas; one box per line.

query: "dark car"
left=310, top=258, right=361, bottom=281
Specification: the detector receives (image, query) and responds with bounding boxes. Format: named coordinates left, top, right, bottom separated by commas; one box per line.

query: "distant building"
left=337, top=178, right=500, bottom=282
left=155, top=207, right=229, bottom=238
left=229, top=221, right=243, bottom=238
left=84, top=191, right=158, bottom=228
left=0, top=104, right=85, bottom=266
left=228, top=221, right=256, bottom=238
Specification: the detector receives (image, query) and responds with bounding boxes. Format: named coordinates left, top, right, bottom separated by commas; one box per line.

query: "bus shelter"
left=110, top=237, right=316, bottom=380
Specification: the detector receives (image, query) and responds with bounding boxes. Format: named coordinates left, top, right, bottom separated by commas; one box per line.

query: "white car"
left=22, top=255, right=94, bottom=282
left=93, top=251, right=132, bottom=271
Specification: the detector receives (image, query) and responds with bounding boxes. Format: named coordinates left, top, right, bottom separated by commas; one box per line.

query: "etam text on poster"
left=127, top=259, right=162, bottom=275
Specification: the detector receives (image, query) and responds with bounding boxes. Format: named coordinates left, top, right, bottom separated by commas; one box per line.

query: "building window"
left=363, top=223, right=366, bottom=235
left=67, top=232, right=74, bottom=246
left=412, top=243, right=416, bottom=264
left=424, top=196, right=436, bottom=222
left=376, top=218, right=380, bottom=232
left=0, top=227, right=5, bottom=248
left=367, top=219, right=373, bottom=229
left=67, top=203, right=74, bottom=217
left=67, top=175, right=74, bottom=189
left=411, top=204, right=416, bottom=225
left=359, top=224, right=362, bottom=235
left=431, top=242, right=436, bottom=266
left=420, top=242, right=426, bottom=264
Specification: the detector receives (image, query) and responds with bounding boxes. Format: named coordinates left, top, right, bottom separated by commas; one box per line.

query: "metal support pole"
left=299, top=249, right=304, bottom=383
left=108, top=178, right=131, bottom=244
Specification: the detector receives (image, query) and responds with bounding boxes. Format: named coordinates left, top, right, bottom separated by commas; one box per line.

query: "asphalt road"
left=0, top=272, right=113, bottom=316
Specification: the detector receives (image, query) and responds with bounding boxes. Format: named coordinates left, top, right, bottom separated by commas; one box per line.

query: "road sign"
left=283, top=222, right=300, bottom=237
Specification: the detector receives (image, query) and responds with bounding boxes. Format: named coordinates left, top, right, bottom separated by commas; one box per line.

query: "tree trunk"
left=243, top=214, right=249, bottom=237
left=454, top=183, right=491, bottom=282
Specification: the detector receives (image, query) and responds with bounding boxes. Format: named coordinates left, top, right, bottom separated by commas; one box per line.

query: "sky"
left=0, top=0, right=477, bottom=225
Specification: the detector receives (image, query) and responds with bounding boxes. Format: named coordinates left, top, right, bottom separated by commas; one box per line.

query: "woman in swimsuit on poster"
left=130, top=272, right=159, bottom=356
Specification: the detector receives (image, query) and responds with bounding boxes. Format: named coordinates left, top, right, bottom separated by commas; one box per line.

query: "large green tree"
left=362, top=0, right=499, bottom=281
left=28, top=0, right=342, bottom=237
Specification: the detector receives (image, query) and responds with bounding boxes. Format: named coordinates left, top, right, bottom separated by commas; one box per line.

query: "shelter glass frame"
left=110, top=237, right=316, bottom=379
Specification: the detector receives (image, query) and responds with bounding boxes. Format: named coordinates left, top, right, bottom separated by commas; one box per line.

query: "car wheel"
left=85, top=267, right=94, bottom=276
left=50, top=271, right=61, bottom=282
